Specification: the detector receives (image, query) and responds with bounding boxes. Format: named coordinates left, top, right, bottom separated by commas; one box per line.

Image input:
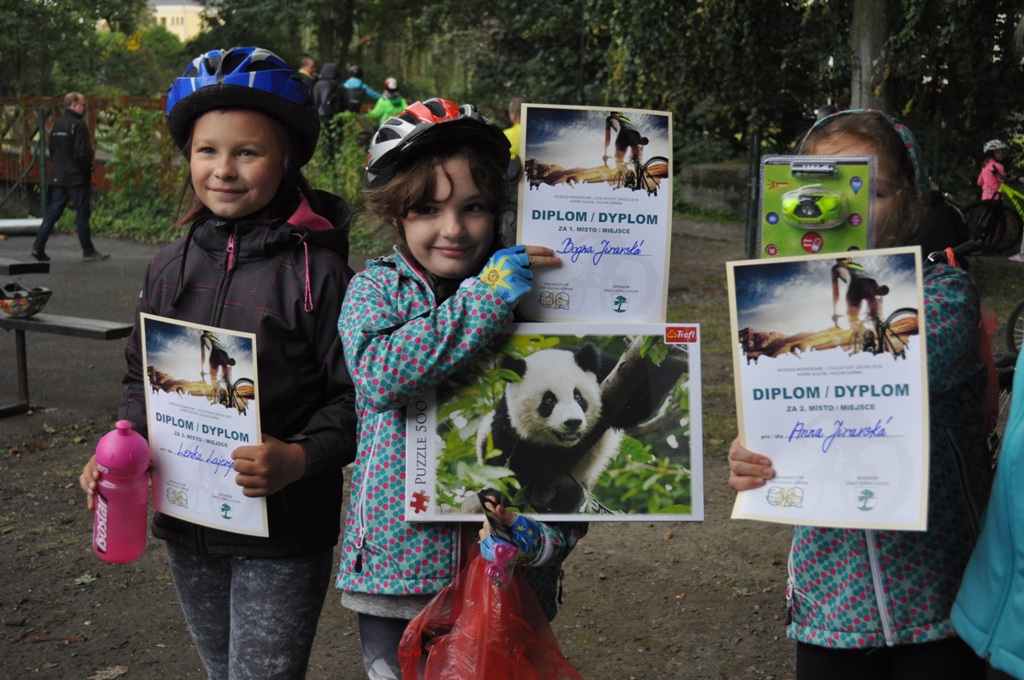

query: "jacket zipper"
left=865, top=529, right=895, bottom=646
left=195, top=229, right=238, bottom=554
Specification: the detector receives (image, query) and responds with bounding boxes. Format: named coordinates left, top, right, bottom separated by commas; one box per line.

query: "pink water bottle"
left=93, top=420, right=150, bottom=564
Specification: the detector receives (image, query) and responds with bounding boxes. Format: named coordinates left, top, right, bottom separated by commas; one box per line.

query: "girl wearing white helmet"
left=978, top=138, right=1008, bottom=201
left=80, top=46, right=357, bottom=679
left=366, top=77, right=408, bottom=123
left=335, top=97, right=586, bottom=678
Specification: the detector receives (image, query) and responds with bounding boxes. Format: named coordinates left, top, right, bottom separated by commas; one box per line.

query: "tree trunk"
left=314, top=0, right=354, bottom=65
left=849, top=0, right=891, bottom=111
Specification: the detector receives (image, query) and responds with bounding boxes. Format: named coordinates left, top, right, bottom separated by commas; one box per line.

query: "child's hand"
left=728, top=438, right=776, bottom=492
left=79, top=455, right=100, bottom=511
left=232, top=434, right=307, bottom=497
left=523, top=245, right=560, bottom=269
left=478, top=496, right=542, bottom=565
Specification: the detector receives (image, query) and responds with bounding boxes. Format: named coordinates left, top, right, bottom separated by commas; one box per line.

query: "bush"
left=91, top=106, right=185, bottom=243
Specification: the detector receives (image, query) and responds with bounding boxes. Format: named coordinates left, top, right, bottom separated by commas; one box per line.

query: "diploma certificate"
left=727, top=248, right=929, bottom=530
left=141, top=314, right=267, bottom=537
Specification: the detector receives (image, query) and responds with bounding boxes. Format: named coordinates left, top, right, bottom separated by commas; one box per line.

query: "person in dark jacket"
left=79, top=47, right=357, bottom=679
left=31, top=92, right=107, bottom=262
left=313, top=62, right=343, bottom=160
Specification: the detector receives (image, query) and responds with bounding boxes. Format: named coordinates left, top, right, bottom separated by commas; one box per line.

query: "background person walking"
left=32, top=92, right=108, bottom=262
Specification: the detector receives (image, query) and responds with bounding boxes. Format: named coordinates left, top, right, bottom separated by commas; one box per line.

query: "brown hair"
left=363, top=142, right=509, bottom=245
left=174, top=109, right=315, bottom=226
left=800, top=112, right=923, bottom=247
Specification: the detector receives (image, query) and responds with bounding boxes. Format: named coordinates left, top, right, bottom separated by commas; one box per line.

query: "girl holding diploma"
left=334, top=97, right=587, bottom=678
left=729, top=110, right=991, bottom=679
left=79, top=47, right=357, bottom=678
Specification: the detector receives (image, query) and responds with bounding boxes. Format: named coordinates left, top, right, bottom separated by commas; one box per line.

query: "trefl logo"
left=665, top=326, right=698, bottom=343
left=94, top=494, right=109, bottom=553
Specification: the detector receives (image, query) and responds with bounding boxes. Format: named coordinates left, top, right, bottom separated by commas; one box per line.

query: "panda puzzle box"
left=404, top=323, right=704, bottom=522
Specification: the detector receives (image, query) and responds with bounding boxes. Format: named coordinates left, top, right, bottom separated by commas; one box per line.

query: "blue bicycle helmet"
left=365, top=97, right=510, bottom=186
left=166, top=46, right=320, bottom=165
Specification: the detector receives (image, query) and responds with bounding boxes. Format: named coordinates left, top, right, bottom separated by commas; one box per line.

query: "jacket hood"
left=319, top=63, right=339, bottom=81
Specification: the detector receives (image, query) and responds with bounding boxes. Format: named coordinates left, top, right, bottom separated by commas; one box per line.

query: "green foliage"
left=303, top=112, right=396, bottom=256
left=92, top=106, right=186, bottom=242
left=304, top=112, right=371, bottom=211
left=93, top=28, right=186, bottom=98
left=3, top=0, right=155, bottom=96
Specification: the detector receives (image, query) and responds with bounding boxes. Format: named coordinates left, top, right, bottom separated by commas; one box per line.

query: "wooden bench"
left=0, top=312, right=132, bottom=417
left=0, top=257, right=50, bottom=276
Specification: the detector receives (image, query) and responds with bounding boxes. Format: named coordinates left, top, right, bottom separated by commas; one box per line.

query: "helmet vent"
left=424, top=100, right=446, bottom=117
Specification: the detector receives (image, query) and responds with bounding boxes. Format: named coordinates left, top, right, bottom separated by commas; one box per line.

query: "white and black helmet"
left=984, top=139, right=1008, bottom=154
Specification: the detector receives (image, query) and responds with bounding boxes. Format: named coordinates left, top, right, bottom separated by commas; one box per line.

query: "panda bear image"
left=475, top=340, right=688, bottom=514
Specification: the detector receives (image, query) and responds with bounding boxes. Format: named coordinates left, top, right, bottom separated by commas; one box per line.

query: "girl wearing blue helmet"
left=80, top=46, right=357, bottom=678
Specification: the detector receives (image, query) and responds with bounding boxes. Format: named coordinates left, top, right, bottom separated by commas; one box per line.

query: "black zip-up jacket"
left=48, top=109, right=93, bottom=186
left=119, top=191, right=357, bottom=558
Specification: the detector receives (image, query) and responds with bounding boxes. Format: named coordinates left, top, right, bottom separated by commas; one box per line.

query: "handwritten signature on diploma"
left=175, top=442, right=235, bottom=477
left=788, top=417, right=894, bottom=453
left=557, top=238, right=646, bottom=265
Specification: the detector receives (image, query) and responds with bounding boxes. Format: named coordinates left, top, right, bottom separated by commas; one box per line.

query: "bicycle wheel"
left=880, top=307, right=919, bottom=359
left=639, top=156, right=670, bottom=196
left=1005, top=298, right=1024, bottom=354
left=995, top=208, right=1024, bottom=254
left=962, top=201, right=1006, bottom=254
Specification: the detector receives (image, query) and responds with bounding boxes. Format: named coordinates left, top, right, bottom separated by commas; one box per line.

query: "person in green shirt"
left=366, top=77, right=407, bottom=122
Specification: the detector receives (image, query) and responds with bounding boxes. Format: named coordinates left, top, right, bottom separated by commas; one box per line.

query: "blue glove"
left=480, top=513, right=543, bottom=565
left=477, top=245, right=532, bottom=304
left=506, top=513, right=543, bottom=563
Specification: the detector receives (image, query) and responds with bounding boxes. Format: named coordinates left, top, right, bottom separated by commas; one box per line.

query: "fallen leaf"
left=88, top=666, right=129, bottom=680
left=75, top=573, right=99, bottom=585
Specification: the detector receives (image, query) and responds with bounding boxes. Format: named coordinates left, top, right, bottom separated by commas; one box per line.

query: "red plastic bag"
left=399, top=544, right=583, bottom=680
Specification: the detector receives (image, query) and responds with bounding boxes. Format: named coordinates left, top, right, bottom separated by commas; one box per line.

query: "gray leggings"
left=165, top=542, right=333, bottom=680
left=358, top=614, right=410, bottom=680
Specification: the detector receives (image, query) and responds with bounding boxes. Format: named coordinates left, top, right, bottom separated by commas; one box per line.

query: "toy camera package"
left=758, top=155, right=876, bottom=257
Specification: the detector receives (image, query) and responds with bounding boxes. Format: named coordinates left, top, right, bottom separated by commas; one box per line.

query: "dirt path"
left=0, top=222, right=797, bottom=679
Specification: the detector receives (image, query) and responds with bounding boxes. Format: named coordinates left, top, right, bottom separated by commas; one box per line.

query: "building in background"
left=148, top=2, right=205, bottom=43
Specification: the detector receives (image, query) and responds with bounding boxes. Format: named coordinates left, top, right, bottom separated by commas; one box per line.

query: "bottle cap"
left=95, top=420, right=150, bottom=476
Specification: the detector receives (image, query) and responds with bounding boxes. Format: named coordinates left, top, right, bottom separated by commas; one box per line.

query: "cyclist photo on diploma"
left=730, top=249, right=922, bottom=364
left=520, top=104, right=670, bottom=197
left=831, top=257, right=888, bottom=335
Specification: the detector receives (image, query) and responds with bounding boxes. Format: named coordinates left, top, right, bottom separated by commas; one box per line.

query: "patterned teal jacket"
left=335, top=248, right=586, bottom=619
left=787, top=263, right=991, bottom=648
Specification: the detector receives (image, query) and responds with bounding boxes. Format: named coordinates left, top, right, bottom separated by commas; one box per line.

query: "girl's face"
left=808, top=135, right=900, bottom=246
left=189, top=109, right=286, bottom=220
left=400, top=155, right=496, bottom=279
